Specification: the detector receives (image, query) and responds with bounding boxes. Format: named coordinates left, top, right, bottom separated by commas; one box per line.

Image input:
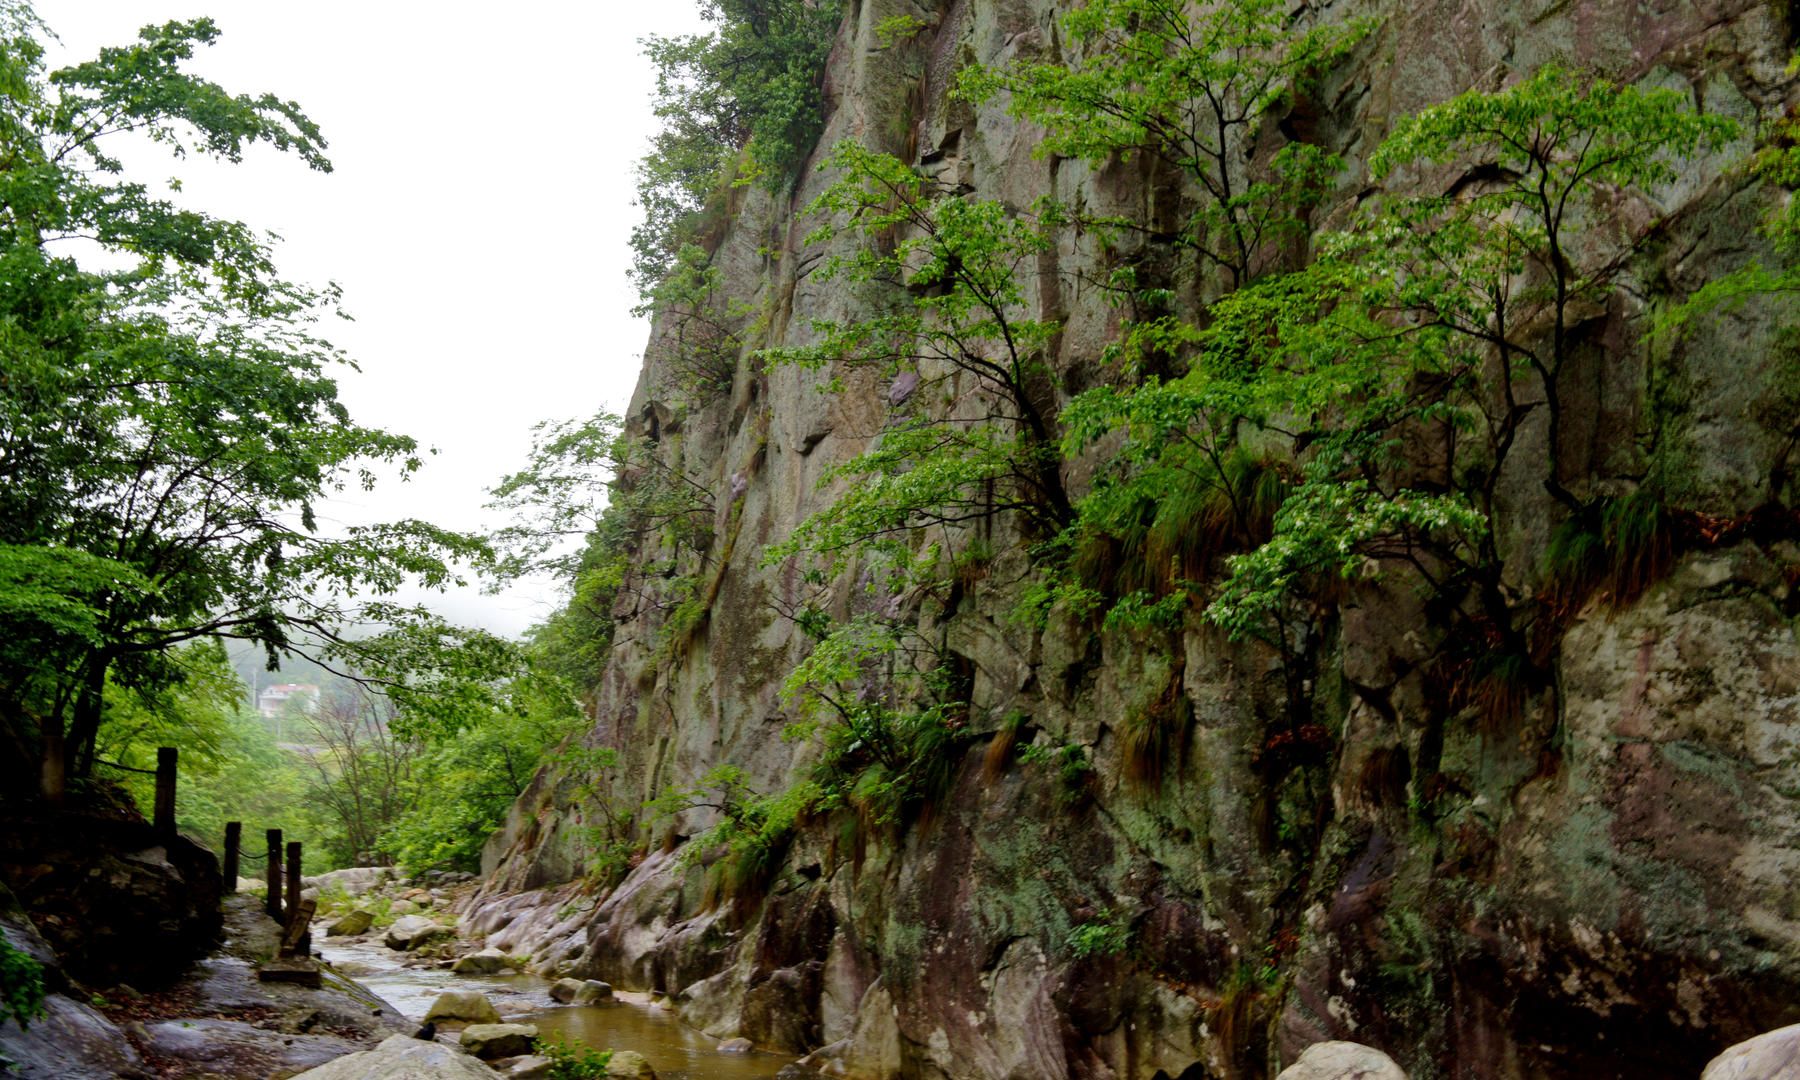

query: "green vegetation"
left=763, top=141, right=1075, bottom=568
left=1049, top=67, right=1736, bottom=736
left=1018, top=740, right=1093, bottom=805
left=0, top=6, right=487, bottom=803
left=962, top=0, right=1369, bottom=292
left=0, top=938, right=46, bottom=1030
left=1066, top=910, right=1131, bottom=958
left=633, top=0, right=840, bottom=292
left=535, top=1034, right=613, bottom=1080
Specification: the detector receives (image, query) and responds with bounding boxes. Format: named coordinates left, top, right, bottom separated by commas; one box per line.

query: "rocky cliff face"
left=469, top=1, right=1800, bottom=1076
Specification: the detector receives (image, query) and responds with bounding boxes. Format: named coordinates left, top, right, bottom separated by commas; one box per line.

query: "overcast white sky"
left=35, top=1, right=708, bottom=638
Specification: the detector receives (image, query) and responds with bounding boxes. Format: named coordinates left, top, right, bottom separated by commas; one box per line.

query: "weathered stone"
left=384, top=914, right=452, bottom=951
left=257, top=956, right=323, bottom=987
left=421, top=990, right=502, bottom=1025
left=302, top=867, right=396, bottom=898
left=453, top=947, right=514, bottom=975
left=1703, top=1024, right=1800, bottom=1080
left=507, top=1055, right=554, bottom=1078
left=326, top=908, right=374, bottom=937
left=388, top=898, right=420, bottom=916
left=548, top=976, right=586, bottom=1003
left=460, top=1023, right=540, bottom=1059
left=718, top=1036, right=753, bottom=1052
left=575, top=979, right=614, bottom=1004
left=455, top=0, right=1800, bottom=1076
left=288, top=1034, right=503, bottom=1079
left=0, top=810, right=221, bottom=989
left=1275, top=1041, right=1408, bottom=1080
left=605, top=1049, right=658, bottom=1079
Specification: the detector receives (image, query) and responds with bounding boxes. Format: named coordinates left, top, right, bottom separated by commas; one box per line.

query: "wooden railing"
left=148, top=745, right=313, bottom=959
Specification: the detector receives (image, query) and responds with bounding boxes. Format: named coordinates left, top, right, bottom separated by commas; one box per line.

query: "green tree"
left=961, top=0, right=1368, bottom=292
left=1064, top=67, right=1738, bottom=713
left=763, top=141, right=1074, bottom=575
left=0, top=8, right=486, bottom=796
left=633, top=0, right=841, bottom=292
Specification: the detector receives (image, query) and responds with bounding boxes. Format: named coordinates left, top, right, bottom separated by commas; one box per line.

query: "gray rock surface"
left=1704, top=1025, right=1800, bottom=1080
left=1276, top=1041, right=1409, bottom=1080
left=304, top=867, right=397, bottom=898
left=422, top=990, right=502, bottom=1025
left=326, top=908, right=374, bottom=937
left=462, top=0, right=1800, bottom=1077
left=605, top=1049, right=658, bottom=1079
left=460, top=1023, right=540, bottom=1059
left=453, top=948, right=514, bottom=975
left=288, top=1034, right=503, bottom=1079
left=384, top=914, right=452, bottom=951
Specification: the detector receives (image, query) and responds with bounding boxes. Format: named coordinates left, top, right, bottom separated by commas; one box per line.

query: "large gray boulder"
left=605, top=1050, right=658, bottom=1079
left=288, top=1034, right=502, bottom=1079
left=325, top=908, right=374, bottom=937
left=548, top=977, right=585, bottom=1003
left=1275, top=1041, right=1408, bottom=1080
left=303, top=867, right=395, bottom=898
left=1703, top=1025, right=1800, bottom=1080
left=460, top=1023, right=539, bottom=1059
left=421, top=989, right=502, bottom=1025
left=384, top=914, right=452, bottom=951
left=453, top=947, right=513, bottom=975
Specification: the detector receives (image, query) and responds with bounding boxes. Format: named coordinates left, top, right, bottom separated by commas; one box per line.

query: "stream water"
left=318, top=937, right=792, bottom=1079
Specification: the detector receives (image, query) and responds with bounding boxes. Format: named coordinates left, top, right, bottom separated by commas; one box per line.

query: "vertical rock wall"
left=470, top=1, right=1800, bottom=1076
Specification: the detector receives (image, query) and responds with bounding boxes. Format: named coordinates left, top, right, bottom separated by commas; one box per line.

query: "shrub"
left=535, top=1033, right=613, bottom=1080
left=0, top=938, right=46, bottom=1030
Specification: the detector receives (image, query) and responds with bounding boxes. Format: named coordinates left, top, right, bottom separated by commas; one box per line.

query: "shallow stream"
left=318, top=937, right=791, bottom=1079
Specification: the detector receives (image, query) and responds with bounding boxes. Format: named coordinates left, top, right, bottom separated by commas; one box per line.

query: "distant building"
left=257, top=683, right=320, bottom=721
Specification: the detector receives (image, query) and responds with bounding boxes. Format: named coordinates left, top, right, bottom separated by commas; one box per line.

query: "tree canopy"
left=0, top=6, right=485, bottom=795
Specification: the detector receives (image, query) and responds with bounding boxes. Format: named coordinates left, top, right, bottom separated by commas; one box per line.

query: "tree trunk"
left=64, top=657, right=108, bottom=780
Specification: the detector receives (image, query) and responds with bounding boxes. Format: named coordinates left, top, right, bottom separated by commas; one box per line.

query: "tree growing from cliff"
left=633, top=0, right=841, bottom=293
left=961, top=0, right=1369, bottom=294
left=1069, top=67, right=1738, bottom=712
left=763, top=141, right=1075, bottom=576
left=0, top=9, right=489, bottom=796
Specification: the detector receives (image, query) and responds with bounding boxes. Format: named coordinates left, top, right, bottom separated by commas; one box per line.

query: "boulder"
left=1703, top=1025, right=1800, bottom=1080
left=718, top=1036, right=753, bottom=1052
left=302, top=867, right=395, bottom=898
left=575, top=979, right=614, bottom=1004
left=389, top=898, right=421, bottom=916
left=1275, top=1041, right=1408, bottom=1080
left=605, top=1050, right=658, bottom=1079
left=326, top=908, right=374, bottom=937
left=0, top=811, right=221, bottom=989
left=288, top=1034, right=502, bottom=1079
left=507, top=1056, right=554, bottom=1078
left=460, top=1023, right=540, bottom=1059
left=422, top=990, right=502, bottom=1025
left=453, top=947, right=514, bottom=975
left=236, top=876, right=266, bottom=893
left=548, top=977, right=586, bottom=1003
left=385, top=915, right=452, bottom=951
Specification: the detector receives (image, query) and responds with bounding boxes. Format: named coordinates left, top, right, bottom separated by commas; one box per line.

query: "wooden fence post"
left=285, top=842, right=303, bottom=931
left=278, top=898, right=317, bottom=959
left=40, top=734, right=65, bottom=805
left=265, top=828, right=283, bottom=921
left=153, top=747, right=177, bottom=837
left=223, top=822, right=241, bottom=891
